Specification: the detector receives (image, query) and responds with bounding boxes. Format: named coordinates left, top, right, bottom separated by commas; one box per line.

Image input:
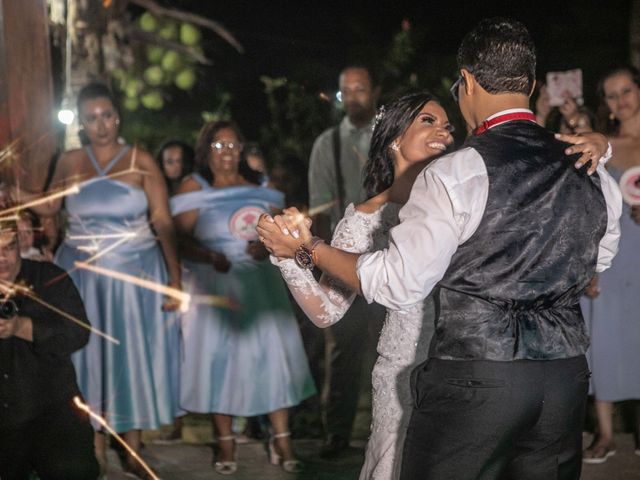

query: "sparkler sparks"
left=307, top=200, right=338, bottom=218
left=191, top=294, right=238, bottom=310
left=73, top=396, right=160, bottom=480
left=0, top=184, right=81, bottom=216
left=75, top=262, right=192, bottom=313
left=0, top=279, right=120, bottom=344
left=0, top=139, right=20, bottom=165
left=273, top=200, right=338, bottom=232
left=44, top=231, right=141, bottom=287
left=68, top=232, right=139, bottom=241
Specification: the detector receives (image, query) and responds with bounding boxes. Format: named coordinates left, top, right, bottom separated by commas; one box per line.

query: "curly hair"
left=193, top=120, right=261, bottom=185
left=457, top=18, right=536, bottom=96
left=362, top=91, right=437, bottom=198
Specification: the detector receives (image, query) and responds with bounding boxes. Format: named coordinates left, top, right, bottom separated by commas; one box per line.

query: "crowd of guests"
left=1, top=46, right=639, bottom=480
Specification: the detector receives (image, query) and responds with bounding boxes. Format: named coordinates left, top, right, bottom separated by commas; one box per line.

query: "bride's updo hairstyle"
left=363, top=91, right=436, bottom=198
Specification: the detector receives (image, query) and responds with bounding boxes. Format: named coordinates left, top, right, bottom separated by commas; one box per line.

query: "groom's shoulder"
left=426, top=146, right=486, bottom=186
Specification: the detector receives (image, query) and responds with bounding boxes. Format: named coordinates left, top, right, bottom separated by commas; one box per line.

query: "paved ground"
left=103, top=431, right=640, bottom=479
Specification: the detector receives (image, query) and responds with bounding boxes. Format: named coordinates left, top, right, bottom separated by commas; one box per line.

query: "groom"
left=259, top=18, right=622, bottom=479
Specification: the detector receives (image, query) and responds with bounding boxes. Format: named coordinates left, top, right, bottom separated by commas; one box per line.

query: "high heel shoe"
left=268, top=431, right=303, bottom=473
left=214, top=435, right=237, bottom=475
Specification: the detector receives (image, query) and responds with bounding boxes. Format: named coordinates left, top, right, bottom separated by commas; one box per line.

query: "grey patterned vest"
left=431, top=121, right=608, bottom=361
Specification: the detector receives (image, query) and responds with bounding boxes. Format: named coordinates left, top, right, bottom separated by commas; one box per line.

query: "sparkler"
left=68, top=232, right=139, bottom=241
left=0, top=184, right=80, bottom=216
left=271, top=200, right=338, bottom=233
left=307, top=199, right=338, bottom=218
left=73, top=396, right=160, bottom=480
left=191, top=294, right=238, bottom=310
left=0, top=138, right=20, bottom=165
left=0, top=279, right=120, bottom=344
left=75, top=262, right=192, bottom=313
left=0, top=214, right=21, bottom=224
left=44, top=232, right=140, bottom=288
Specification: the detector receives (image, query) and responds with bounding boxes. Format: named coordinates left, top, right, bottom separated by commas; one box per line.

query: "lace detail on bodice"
left=273, top=203, right=400, bottom=327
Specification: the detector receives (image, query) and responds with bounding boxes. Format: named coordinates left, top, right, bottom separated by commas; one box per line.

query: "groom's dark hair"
left=457, top=17, right=536, bottom=96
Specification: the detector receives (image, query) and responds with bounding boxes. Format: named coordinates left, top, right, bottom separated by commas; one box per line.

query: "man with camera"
left=0, top=219, right=99, bottom=479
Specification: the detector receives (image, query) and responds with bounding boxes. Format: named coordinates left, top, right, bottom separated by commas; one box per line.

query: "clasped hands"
left=257, top=207, right=313, bottom=259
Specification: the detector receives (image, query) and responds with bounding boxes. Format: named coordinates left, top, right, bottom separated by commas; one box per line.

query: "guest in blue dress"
left=582, top=66, right=640, bottom=463
left=19, top=83, right=182, bottom=478
left=171, top=120, right=315, bottom=474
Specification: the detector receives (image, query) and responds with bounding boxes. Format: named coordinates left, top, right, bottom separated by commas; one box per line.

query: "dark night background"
left=125, top=0, right=631, bottom=145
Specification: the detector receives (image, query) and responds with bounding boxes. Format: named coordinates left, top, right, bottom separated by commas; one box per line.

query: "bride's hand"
left=555, top=132, right=609, bottom=176
left=257, top=211, right=309, bottom=259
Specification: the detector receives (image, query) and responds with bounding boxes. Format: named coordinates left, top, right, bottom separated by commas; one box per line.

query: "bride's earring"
left=391, top=142, right=400, bottom=151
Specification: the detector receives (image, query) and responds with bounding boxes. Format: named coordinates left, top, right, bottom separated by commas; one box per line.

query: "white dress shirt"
left=356, top=116, right=622, bottom=312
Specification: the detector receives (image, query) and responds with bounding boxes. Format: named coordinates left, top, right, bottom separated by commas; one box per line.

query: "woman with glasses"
left=171, top=120, right=315, bottom=475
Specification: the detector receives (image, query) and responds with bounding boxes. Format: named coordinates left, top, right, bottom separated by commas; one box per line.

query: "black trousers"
left=0, top=398, right=99, bottom=480
left=400, top=356, right=589, bottom=480
left=323, top=296, right=385, bottom=440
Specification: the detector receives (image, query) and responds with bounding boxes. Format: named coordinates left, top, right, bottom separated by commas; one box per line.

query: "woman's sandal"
left=268, top=431, right=303, bottom=473
left=214, top=435, right=238, bottom=475
left=583, top=443, right=617, bottom=464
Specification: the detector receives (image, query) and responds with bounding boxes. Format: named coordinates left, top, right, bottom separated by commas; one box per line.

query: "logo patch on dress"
left=229, top=206, right=265, bottom=240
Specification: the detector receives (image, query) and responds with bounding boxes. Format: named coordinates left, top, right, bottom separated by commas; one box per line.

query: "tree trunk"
left=0, top=0, right=55, bottom=190
left=60, top=0, right=112, bottom=150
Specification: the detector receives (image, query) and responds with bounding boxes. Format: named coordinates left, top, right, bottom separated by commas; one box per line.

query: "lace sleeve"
left=273, top=206, right=374, bottom=327
left=274, top=258, right=356, bottom=328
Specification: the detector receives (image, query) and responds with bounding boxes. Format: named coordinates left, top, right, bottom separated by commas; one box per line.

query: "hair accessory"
left=373, top=105, right=386, bottom=130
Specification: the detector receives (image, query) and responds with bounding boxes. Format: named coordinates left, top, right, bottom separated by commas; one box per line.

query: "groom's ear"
left=461, top=69, right=475, bottom=97
left=528, top=78, right=537, bottom=98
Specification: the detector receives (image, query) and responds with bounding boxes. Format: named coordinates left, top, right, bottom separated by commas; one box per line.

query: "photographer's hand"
left=0, top=315, right=32, bottom=341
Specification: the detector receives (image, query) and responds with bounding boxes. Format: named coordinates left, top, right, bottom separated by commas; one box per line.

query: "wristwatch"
left=294, top=237, right=324, bottom=270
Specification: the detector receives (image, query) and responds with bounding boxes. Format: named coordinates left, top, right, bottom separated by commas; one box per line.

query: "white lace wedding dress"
left=274, top=203, right=435, bottom=480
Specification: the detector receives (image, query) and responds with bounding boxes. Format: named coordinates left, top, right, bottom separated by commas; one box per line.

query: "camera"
left=0, top=299, right=18, bottom=319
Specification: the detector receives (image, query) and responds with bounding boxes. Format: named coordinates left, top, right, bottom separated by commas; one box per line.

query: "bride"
left=259, top=91, right=609, bottom=479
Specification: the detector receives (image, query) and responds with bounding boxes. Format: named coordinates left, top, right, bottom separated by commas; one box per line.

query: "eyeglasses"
left=211, top=141, right=242, bottom=152
left=450, top=76, right=464, bottom=103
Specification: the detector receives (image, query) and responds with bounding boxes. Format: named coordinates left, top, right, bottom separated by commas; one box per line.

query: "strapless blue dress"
left=55, top=146, right=180, bottom=432
left=171, top=174, right=316, bottom=415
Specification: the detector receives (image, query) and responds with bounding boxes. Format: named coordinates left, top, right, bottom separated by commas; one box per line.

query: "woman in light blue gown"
left=171, top=120, right=315, bottom=474
left=582, top=66, right=640, bottom=463
left=22, top=83, right=182, bottom=478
